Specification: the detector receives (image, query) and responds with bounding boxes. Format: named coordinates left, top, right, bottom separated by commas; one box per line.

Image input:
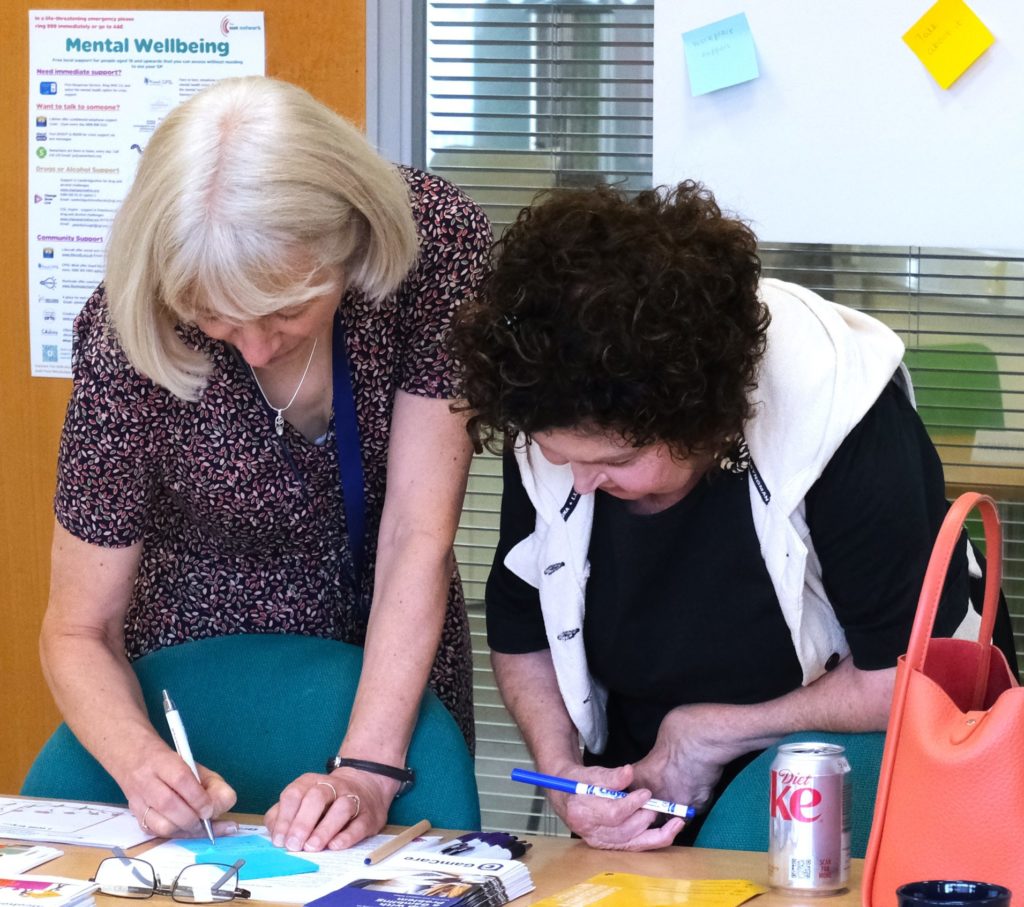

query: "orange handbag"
left=862, top=493, right=1024, bottom=907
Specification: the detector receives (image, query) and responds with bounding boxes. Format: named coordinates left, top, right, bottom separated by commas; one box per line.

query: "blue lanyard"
left=332, top=312, right=366, bottom=591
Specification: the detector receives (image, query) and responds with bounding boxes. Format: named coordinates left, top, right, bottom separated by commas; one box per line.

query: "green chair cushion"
left=22, top=634, right=480, bottom=831
left=904, top=342, right=1003, bottom=435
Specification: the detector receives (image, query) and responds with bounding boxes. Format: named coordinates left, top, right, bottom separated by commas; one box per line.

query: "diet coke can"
left=768, top=742, right=851, bottom=894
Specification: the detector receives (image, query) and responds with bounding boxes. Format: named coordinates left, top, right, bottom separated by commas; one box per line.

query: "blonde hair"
left=105, top=76, right=419, bottom=400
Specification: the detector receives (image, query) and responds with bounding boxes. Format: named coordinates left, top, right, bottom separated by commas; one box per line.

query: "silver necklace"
left=250, top=336, right=319, bottom=436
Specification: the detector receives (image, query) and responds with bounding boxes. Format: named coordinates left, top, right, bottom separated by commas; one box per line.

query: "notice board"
left=653, top=1, right=1023, bottom=250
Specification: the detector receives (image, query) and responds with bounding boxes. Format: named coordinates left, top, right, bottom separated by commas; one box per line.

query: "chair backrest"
left=21, top=634, right=481, bottom=830
left=903, top=342, right=1004, bottom=444
left=693, top=730, right=885, bottom=858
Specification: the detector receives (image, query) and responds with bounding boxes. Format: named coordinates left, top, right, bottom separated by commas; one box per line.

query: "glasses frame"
left=92, top=851, right=251, bottom=904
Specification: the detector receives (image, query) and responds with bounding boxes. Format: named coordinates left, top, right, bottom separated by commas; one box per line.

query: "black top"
left=487, top=382, right=1013, bottom=841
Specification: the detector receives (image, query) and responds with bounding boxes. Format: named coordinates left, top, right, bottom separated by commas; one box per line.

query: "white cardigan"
left=503, top=278, right=912, bottom=754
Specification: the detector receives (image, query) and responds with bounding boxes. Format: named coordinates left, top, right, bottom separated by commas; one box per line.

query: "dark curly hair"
left=451, top=180, right=769, bottom=456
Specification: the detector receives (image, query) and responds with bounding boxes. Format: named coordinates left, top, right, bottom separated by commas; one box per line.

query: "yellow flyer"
left=532, top=872, right=767, bottom=907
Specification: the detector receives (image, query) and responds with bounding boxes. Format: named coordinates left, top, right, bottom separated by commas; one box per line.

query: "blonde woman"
left=40, top=77, right=489, bottom=851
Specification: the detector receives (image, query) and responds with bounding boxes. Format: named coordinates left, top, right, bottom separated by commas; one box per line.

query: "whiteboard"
left=653, top=1, right=1023, bottom=251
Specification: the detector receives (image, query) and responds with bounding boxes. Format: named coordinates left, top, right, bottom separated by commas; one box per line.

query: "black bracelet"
left=326, top=756, right=415, bottom=798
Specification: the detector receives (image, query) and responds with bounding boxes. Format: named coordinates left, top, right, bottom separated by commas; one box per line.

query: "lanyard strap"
left=332, top=312, right=366, bottom=590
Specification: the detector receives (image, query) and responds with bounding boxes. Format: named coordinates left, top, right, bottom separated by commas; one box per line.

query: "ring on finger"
left=344, top=793, right=360, bottom=818
left=315, top=780, right=338, bottom=804
left=141, top=806, right=153, bottom=832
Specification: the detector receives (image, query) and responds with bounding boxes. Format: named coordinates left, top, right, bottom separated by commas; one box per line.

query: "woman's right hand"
left=117, top=740, right=238, bottom=839
left=543, top=762, right=684, bottom=852
left=489, top=651, right=682, bottom=851
left=40, top=527, right=235, bottom=839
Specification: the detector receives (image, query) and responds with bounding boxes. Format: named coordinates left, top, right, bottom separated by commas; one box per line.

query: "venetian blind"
left=423, top=0, right=1024, bottom=836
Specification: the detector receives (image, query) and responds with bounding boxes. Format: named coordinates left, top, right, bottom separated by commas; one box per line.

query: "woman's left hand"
left=631, top=703, right=745, bottom=813
left=265, top=768, right=399, bottom=852
left=633, top=660, right=897, bottom=813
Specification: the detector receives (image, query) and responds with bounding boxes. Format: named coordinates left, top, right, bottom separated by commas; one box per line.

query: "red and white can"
left=768, top=742, right=851, bottom=894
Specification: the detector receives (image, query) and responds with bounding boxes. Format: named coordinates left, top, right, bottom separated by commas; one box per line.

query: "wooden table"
left=5, top=821, right=863, bottom=907
left=517, top=835, right=862, bottom=905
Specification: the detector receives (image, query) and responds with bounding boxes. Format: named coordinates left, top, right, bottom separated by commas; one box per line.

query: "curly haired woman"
left=452, top=181, right=1015, bottom=851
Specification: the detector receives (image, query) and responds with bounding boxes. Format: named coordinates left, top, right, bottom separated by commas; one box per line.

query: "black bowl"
left=897, top=881, right=1011, bottom=907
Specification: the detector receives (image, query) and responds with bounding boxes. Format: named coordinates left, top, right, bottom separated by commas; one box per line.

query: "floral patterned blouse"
left=54, top=167, right=491, bottom=749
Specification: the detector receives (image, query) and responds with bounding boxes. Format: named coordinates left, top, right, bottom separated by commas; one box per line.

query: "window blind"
left=423, top=0, right=1024, bottom=836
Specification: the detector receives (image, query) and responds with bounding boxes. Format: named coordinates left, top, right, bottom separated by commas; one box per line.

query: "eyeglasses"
left=92, top=850, right=251, bottom=904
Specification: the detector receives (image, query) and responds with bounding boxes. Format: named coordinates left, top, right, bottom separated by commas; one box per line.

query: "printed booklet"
left=0, top=874, right=98, bottom=907
left=305, top=850, right=533, bottom=907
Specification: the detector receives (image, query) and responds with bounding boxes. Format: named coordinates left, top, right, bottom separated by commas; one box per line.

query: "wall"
left=652, top=0, right=1024, bottom=249
left=0, top=0, right=365, bottom=793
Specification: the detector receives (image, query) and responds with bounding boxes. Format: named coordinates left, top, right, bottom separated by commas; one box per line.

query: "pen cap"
left=510, top=768, right=579, bottom=795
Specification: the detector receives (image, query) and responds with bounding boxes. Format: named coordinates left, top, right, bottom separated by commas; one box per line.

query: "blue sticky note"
left=174, top=834, right=319, bottom=880
left=682, top=12, right=760, bottom=97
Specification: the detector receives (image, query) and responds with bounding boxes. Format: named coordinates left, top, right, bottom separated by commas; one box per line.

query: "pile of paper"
left=306, top=851, right=534, bottom=907
left=0, top=875, right=98, bottom=907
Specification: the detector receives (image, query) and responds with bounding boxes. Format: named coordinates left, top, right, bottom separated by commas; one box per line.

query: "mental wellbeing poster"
left=28, top=10, right=265, bottom=378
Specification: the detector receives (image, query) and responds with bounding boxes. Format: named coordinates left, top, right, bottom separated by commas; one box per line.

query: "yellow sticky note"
left=903, top=0, right=994, bottom=89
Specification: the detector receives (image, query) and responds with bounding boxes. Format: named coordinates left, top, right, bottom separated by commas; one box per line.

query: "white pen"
left=162, top=689, right=216, bottom=845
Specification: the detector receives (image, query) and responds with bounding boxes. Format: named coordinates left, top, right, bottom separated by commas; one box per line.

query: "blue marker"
left=511, top=768, right=696, bottom=821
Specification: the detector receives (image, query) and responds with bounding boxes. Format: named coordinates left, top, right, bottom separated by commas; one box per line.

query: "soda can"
left=768, top=742, right=851, bottom=894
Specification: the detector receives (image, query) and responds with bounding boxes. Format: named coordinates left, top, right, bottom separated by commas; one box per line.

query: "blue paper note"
left=682, top=12, right=760, bottom=97
left=173, top=834, right=319, bottom=880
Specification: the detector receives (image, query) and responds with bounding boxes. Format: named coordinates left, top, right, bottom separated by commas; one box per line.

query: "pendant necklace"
left=250, top=336, right=319, bottom=436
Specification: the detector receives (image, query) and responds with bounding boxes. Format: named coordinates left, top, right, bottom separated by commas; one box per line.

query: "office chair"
left=903, top=342, right=1004, bottom=445
left=692, top=731, right=885, bottom=857
left=21, top=634, right=481, bottom=830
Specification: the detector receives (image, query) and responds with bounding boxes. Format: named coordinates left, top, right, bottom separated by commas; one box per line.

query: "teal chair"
left=693, top=731, right=885, bottom=857
left=903, top=342, right=1004, bottom=443
left=904, top=341, right=1005, bottom=556
left=21, top=634, right=481, bottom=830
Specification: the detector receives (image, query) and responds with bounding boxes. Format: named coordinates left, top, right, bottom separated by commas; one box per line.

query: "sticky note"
left=175, top=834, right=319, bottom=880
left=903, top=0, right=994, bottom=89
left=682, top=12, right=760, bottom=97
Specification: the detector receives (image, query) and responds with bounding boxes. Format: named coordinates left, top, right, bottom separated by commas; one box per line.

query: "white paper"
left=142, top=825, right=445, bottom=904
left=0, top=798, right=153, bottom=849
left=27, top=9, right=266, bottom=378
left=0, top=843, right=64, bottom=873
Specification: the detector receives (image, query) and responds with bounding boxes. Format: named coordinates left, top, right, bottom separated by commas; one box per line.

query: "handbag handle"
left=863, top=492, right=1004, bottom=907
left=904, top=492, right=1002, bottom=708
